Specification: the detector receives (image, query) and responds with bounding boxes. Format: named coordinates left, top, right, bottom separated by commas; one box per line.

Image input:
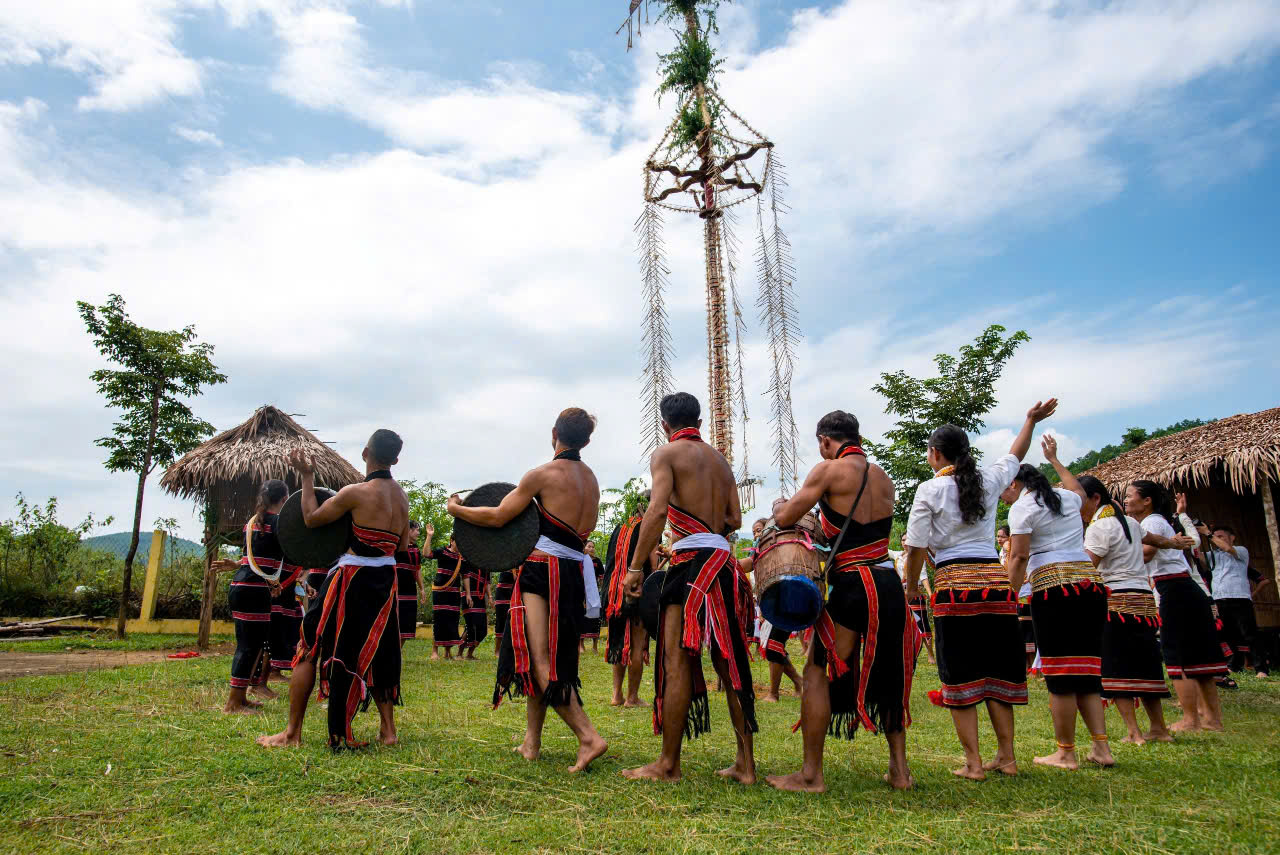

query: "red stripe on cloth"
left=1040, top=656, right=1101, bottom=676
left=933, top=600, right=1019, bottom=617
left=679, top=548, right=729, bottom=654
left=854, top=566, right=880, bottom=732
left=232, top=611, right=270, bottom=622
left=608, top=516, right=642, bottom=619
left=666, top=505, right=709, bottom=539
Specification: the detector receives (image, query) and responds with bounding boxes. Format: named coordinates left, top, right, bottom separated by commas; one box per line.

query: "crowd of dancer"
left=217, top=393, right=1269, bottom=791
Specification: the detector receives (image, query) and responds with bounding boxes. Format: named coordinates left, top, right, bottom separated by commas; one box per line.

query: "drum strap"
left=824, top=464, right=871, bottom=574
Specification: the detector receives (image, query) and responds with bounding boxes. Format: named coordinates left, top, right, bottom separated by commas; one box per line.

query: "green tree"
left=1040, top=418, right=1212, bottom=483
left=401, top=480, right=453, bottom=551
left=591, top=476, right=651, bottom=559
left=0, top=494, right=111, bottom=592
left=865, top=324, right=1029, bottom=523
left=78, top=295, right=226, bottom=637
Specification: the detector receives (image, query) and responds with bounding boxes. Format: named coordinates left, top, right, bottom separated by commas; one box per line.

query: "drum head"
left=276, top=488, right=352, bottom=569
left=638, top=568, right=666, bottom=638
left=758, top=575, right=824, bottom=633
left=452, top=482, right=539, bottom=572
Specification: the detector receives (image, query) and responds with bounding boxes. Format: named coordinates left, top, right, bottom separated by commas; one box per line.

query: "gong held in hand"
left=450, top=482, right=540, bottom=572
left=276, top=487, right=352, bottom=569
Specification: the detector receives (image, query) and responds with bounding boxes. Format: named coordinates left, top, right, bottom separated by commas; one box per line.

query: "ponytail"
left=929, top=424, right=986, bottom=525
left=255, top=479, right=289, bottom=516
left=1131, top=480, right=1172, bottom=524
left=1078, top=475, right=1130, bottom=542
left=1015, top=464, right=1063, bottom=516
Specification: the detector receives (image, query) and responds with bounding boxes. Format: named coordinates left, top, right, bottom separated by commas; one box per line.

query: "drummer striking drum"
left=257, top=430, right=410, bottom=750
left=767, top=411, right=921, bottom=792
left=447, top=408, right=609, bottom=773
left=622, top=393, right=757, bottom=784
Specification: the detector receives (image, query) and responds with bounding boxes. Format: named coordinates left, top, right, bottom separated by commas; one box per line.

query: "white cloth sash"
left=671, top=532, right=731, bottom=553
left=534, top=535, right=601, bottom=619
left=336, top=554, right=397, bottom=568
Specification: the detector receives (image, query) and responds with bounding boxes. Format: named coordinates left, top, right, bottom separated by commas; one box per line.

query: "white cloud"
left=173, top=125, right=222, bottom=146
left=1, top=0, right=1278, bottom=538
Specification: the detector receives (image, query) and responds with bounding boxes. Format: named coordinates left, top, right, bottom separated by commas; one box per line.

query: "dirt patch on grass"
left=0, top=643, right=233, bottom=680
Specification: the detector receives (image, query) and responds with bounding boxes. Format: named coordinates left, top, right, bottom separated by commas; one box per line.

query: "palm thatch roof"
left=1085, top=407, right=1280, bottom=495
left=160, top=405, right=362, bottom=533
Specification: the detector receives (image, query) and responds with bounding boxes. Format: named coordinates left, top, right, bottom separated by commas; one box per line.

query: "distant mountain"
left=82, top=531, right=205, bottom=560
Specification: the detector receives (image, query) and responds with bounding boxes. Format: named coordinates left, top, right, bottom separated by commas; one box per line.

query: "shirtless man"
left=447, top=407, right=608, bottom=773
left=742, top=517, right=803, bottom=702
left=767, top=410, right=918, bottom=792
left=604, top=492, right=658, bottom=708
left=622, top=392, right=756, bottom=784
left=258, top=430, right=410, bottom=750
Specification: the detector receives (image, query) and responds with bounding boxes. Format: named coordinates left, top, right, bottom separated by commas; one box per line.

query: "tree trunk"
left=117, top=391, right=161, bottom=638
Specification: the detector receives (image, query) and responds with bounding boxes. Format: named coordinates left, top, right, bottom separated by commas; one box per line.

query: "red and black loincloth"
left=463, top=566, right=489, bottom=647
left=494, top=503, right=590, bottom=709
left=604, top=514, right=652, bottom=665
left=295, top=520, right=401, bottom=750
left=763, top=626, right=793, bottom=665
left=493, top=569, right=515, bottom=642
left=1156, top=573, right=1228, bottom=680
left=429, top=547, right=464, bottom=648
left=1101, top=589, right=1169, bottom=698
left=394, top=545, right=421, bottom=642
left=269, top=563, right=305, bottom=670
left=932, top=557, right=1027, bottom=707
left=653, top=502, right=758, bottom=740
left=812, top=482, right=921, bottom=738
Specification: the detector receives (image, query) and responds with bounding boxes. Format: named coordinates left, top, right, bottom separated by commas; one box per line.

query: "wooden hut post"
left=198, top=499, right=218, bottom=651
left=1263, top=479, right=1280, bottom=588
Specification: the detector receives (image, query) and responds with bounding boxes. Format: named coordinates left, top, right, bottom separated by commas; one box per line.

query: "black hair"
left=1131, top=480, right=1172, bottom=523
left=816, top=410, right=860, bottom=444
left=554, top=407, right=597, bottom=449
left=928, top=424, right=985, bottom=525
left=408, top=519, right=421, bottom=531
left=255, top=479, right=289, bottom=516
left=997, top=524, right=1010, bottom=537
left=368, top=429, right=403, bottom=466
left=1212, top=523, right=1236, bottom=536
left=1078, top=475, right=1131, bottom=543
left=1015, top=463, right=1063, bottom=516
left=660, top=392, right=701, bottom=430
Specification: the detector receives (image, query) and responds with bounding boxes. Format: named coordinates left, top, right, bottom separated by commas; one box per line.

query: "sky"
left=1, top=0, right=1278, bottom=542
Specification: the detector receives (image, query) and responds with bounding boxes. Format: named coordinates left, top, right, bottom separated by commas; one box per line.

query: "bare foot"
left=248, top=685, right=277, bottom=701
left=1085, top=746, right=1115, bottom=767
left=569, top=736, right=608, bottom=773
left=610, top=694, right=624, bottom=706
left=1143, top=730, right=1174, bottom=743
left=1201, top=720, right=1224, bottom=732
left=766, top=771, right=824, bottom=792
left=514, top=742, right=541, bottom=761
left=982, top=755, right=1018, bottom=776
left=266, top=670, right=289, bottom=683
left=883, top=771, right=915, bottom=790
left=378, top=729, right=398, bottom=746
left=621, top=760, right=681, bottom=782
left=430, top=652, right=440, bottom=661
left=1033, top=749, right=1078, bottom=770
left=1169, top=719, right=1202, bottom=733
left=1121, top=733, right=1147, bottom=746
left=222, top=702, right=261, bottom=715
left=716, top=762, right=757, bottom=785
left=952, top=763, right=986, bottom=781
left=623, top=698, right=647, bottom=708
left=761, top=693, right=780, bottom=703
left=257, top=731, right=300, bottom=748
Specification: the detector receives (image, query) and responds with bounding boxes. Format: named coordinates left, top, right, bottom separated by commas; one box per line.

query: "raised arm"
left=447, top=468, right=542, bottom=528
left=289, top=450, right=358, bottom=527
left=1041, top=434, right=1084, bottom=500
left=626, top=448, right=674, bottom=593
left=773, top=462, right=828, bottom=529
left=1009, top=399, right=1059, bottom=461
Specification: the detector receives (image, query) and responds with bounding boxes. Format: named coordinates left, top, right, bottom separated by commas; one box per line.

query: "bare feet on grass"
left=222, top=701, right=261, bottom=715
left=257, top=731, right=300, bottom=748
left=623, top=698, right=647, bottom=708
left=766, top=771, right=823, bottom=793
left=1033, top=748, right=1078, bottom=770
left=1143, top=729, right=1174, bottom=743
left=1121, top=732, right=1146, bottom=746
left=716, top=761, right=756, bottom=785
left=621, top=760, right=681, bottom=782
left=610, top=693, right=624, bottom=706
left=569, top=736, right=608, bottom=773
left=883, top=772, right=915, bottom=791
left=248, top=684, right=277, bottom=701
left=982, top=754, right=1018, bottom=776
left=1169, top=718, right=1201, bottom=733
left=1085, top=745, right=1115, bottom=768
left=514, top=740, right=541, bottom=761
left=761, top=693, right=780, bottom=703
left=952, top=763, right=986, bottom=782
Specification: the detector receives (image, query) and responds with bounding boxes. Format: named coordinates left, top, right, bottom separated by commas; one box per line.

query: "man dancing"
left=448, top=408, right=608, bottom=773
left=604, top=491, right=656, bottom=707
left=766, top=410, right=920, bottom=792
left=258, top=430, right=410, bottom=750
left=622, top=393, right=757, bottom=784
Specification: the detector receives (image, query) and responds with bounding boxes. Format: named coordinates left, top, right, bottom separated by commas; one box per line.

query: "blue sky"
left=1, top=0, right=1278, bottom=540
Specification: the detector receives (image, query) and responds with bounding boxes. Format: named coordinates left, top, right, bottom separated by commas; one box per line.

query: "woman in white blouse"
left=902, top=398, right=1057, bottom=781
left=1004, top=439, right=1111, bottom=770
left=1127, top=481, right=1227, bottom=732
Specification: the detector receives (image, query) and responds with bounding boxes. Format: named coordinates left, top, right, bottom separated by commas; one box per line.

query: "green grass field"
left=2, top=635, right=1278, bottom=854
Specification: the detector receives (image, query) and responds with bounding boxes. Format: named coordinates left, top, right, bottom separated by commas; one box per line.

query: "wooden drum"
left=754, top=513, right=825, bottom=632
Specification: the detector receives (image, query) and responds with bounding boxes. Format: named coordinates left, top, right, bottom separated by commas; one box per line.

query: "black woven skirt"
left=1156, top=575, right=1228, bottom=680
left=1101, top=589, right=1169, bottom=698
left=1029, top=583, right=1105, bottom=695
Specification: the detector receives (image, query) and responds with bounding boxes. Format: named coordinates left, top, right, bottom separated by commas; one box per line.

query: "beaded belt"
left=1030, top=560, right=1101, bottom=594
left=1108, top=589, right=1159, bottom=620
left=934, top=561, right=1008, bottom=592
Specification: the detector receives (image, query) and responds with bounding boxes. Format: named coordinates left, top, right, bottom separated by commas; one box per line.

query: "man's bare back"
left=530, top=458, right=599, bottom=537
left=816, top=455, right=894, bottom=523
left=654, top=440, right=738, bottom=535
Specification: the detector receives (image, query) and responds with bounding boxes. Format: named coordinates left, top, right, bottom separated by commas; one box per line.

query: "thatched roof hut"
left=161, top=405, right=362, bottom=532
left=1084, top=407, right=1280, bottom=628
left=161, top=405, right=363, bottom=648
